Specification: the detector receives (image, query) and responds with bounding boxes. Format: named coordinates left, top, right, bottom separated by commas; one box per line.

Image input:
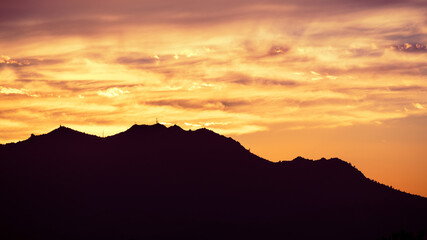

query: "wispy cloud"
left=0, top=86, right=38, bottom=97
left=390, top=43, right=427, bottom=53
left=0, top=0, right=426, bottom=142
left=97, top=87, right=129, bottom=97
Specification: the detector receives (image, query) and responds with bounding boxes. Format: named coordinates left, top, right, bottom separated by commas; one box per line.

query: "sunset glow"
left=1, top=0, right=426, bottom=196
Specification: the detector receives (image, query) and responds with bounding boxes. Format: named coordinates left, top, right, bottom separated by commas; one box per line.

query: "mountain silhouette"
left=0, top=124, right=426, bottom=240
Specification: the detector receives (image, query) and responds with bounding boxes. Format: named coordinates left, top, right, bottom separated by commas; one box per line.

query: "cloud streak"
left=390, top=43, right=427, bottom=53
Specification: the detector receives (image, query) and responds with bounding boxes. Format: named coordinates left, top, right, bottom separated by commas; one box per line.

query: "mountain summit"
left=0, top=124, right=426, bottom=240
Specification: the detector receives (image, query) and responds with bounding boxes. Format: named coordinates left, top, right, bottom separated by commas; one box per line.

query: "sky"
left=0, top=0, right=426, bottom=196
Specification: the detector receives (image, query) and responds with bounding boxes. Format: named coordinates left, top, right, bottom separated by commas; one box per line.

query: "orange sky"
left=1, top=0, right=426, bottom=197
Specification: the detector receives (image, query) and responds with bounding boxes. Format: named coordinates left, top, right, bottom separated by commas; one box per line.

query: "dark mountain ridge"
left=0, top=124, right=426, bottom=240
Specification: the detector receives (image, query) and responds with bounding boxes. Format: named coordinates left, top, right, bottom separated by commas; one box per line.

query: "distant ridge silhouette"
left=0, top=124, right=426, bottom=240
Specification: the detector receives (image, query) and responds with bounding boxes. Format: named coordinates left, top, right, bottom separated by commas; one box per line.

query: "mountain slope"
left=0, top=124, right=426, bottom=240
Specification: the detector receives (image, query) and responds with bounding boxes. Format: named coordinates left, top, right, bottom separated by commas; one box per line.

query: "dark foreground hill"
left=0, top=124, right=426, bottom=240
